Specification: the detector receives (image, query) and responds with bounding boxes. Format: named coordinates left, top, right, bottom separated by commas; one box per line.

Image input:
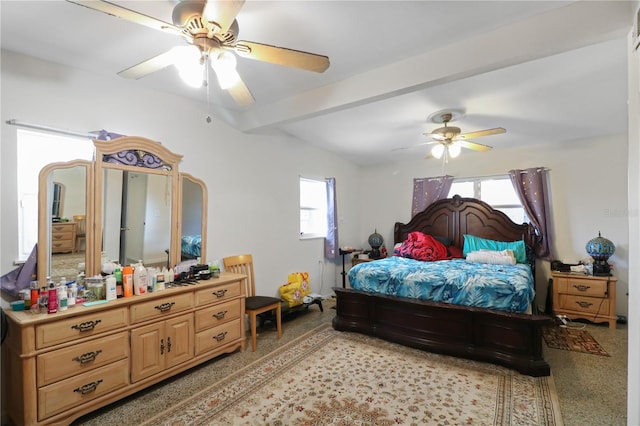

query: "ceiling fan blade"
left=458, top=140, right=493, bottom=152
left=118, top=50, right=176, bottom=80
left=234, top=41, right=330, bottom=73
left=204, top=0, right=245, bottom=34
left=225, top=76, right=255, bottom=106
left=66, top=0, right=182, bottom=35
left=424, top=132, right=446, bottom=141
left=457, top=127, right=506, bottom=140
left=392, top=141, right=435, bottom=152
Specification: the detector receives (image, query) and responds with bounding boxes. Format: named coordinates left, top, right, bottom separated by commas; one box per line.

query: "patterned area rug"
left=543, top=325, right=610, bottom=356
left=143, top=324, right=563, bottom=425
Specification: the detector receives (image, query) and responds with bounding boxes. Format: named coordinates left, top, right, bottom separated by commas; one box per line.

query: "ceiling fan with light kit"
left=395, top=109, right=506, bottom=161
left=66, top=0, right=330, bottom=106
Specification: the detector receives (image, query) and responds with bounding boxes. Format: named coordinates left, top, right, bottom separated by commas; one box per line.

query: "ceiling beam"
left=229, top=0, right=631, bottom=133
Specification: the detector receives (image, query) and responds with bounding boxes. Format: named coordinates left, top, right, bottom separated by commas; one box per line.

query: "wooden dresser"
left=50, top=222, right=76, bottom=254
left=551, top=272, right=617, bottom=329
left=3, top=272, right=246, bottom=425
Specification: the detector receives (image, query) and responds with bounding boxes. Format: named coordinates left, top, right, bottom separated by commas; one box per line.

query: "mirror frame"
left=38, top=160, right=94, bottom=284
left=179, top=173, right=208, bottom=264
left=93, top=136, right=183, bottom=269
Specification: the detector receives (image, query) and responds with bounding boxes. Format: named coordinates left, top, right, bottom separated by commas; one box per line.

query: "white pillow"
left=466, top=249, right=516, bottom=265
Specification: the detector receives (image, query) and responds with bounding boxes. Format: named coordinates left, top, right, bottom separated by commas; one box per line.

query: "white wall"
left=357, top=135, right=630, bottom=316
left=0, top=50, right=362, bottom=298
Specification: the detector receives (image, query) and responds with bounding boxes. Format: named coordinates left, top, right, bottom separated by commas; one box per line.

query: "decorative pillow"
left=466, top=249, right=516, bottom=265
left=394, top=231, right=448, bottom=261
left=463, top=234, right=527, bottom=263
left=447, top=245, right=463, bottom=259
left=433, top=235, right=451, bottom=247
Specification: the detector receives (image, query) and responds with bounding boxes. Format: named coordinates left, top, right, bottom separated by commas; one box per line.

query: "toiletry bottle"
left=47, top=281, right=58, bottom=314
left=58, top=285, right=68, bottom=311
left=30, top=280, right=39, bottom=308
left=133, top=260, right=148, bottom=296
left=114, top=268, right=124, bottom=298
left=68, top=282, right=77, bottom=307
left=106, top=275, right=117, bottom=301
left=122, top=265, right=134, bottom=297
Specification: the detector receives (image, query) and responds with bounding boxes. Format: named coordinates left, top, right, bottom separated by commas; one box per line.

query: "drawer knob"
left=154, top=302, right=175, bottom=312
left=72, top=350, right=102, bottom=364
left=71, top=320, right=102, bottom=332
left=573, top=284, right=590, bottom=291
left=214, top=310, right=227, bottom=320
left=214, top=331, right=228, bottom=342
left=73, top=379, right=103, bottom=395
left=167, top=337, right=172, bottom=353
left=576, top=301, right=593, bottom=308
left=213, top=289, right=228, bottom=298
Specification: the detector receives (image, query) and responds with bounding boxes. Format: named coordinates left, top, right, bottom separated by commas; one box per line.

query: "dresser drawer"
left=130, top=292, right=193, bottom=324
left=194, top=319, right=242, bottom=356
left=37, top=332, right=129, bottom=386
left=38, top=358, right=129, bottom=421
left=558, top=294, right=610, bottom=316
left=194, top=281, right=242, bottom=306
left=51, top=223, right=75, bottom=233
left=556, top=277, right=607, bottom=297
left=195, top=300, right=241, bottom=332
left=36, top=308, right=128, bottom=349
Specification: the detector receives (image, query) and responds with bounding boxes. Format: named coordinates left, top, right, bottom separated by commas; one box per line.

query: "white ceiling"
left=0, top=1, right=632, bottom=166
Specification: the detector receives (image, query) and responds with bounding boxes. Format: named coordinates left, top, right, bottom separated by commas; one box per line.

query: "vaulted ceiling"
left=0, top=1, right=632, bottom=165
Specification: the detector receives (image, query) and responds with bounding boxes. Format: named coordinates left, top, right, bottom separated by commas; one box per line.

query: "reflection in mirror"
left=94, top=137, right=182, bottom=270
left=52, top=182, right=64, bottom=220
left=102, top=169, right=172, bottom=267
left=180, top=173, right=208, bottom=264
left=38, top=161, right=93, bottom=285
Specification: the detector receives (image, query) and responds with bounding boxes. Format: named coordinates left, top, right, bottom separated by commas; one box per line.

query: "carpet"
left=143, top=324, right=563, bottom=426
left=543, top=325, right=610, bottom=356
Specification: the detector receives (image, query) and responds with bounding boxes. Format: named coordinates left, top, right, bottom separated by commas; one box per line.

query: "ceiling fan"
left=66, top=0, right=330, bottom=106
left=394, top=111, right=506, bottom=160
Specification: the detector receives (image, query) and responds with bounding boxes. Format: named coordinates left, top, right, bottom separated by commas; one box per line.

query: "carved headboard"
left=394, top=195, right=540, bottom=253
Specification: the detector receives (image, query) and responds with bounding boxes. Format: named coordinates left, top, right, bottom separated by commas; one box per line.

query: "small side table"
left=551, top=272, right=617, bottom=329
left=339, top=248, right=356, bottom=288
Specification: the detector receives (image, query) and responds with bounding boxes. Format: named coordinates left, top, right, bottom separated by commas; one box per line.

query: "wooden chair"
left=73, top=215, right=86, bottom=253
left=223, top=254, right=282, bottom=352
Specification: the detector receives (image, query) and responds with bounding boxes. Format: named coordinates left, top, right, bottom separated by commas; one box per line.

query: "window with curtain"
left=300, top=177, right=328, bottom=239
left=447, top=176, right=527, bottom=224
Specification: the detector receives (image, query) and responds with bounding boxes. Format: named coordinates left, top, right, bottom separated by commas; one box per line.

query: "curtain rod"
left=6, top=119, right=98, bottom=139
left=455, top=168, right=550, bottom=180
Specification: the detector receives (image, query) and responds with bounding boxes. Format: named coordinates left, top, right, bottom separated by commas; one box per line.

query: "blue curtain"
left=324, top=178, right=338, bottom=259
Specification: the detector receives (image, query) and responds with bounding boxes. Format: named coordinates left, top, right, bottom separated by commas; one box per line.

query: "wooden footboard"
left=332, top=287, right=553, bottom=377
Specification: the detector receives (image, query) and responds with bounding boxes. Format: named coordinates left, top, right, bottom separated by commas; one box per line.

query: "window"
left=300, top=177, right=327, bottom=239
left=448, top=176, right=527, bottom=224
left=16, top=129, right=93, bottom=260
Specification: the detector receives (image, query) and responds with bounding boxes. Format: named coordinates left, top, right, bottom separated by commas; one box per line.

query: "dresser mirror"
left=179, top=173, right=208, bottom=264
left=94, top=137, right=183, bottom=270
left=37, top=136, right=208, bottom=286
left=38, top=160, right=94, bottom=284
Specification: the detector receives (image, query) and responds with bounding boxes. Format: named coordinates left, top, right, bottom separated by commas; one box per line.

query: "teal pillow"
left=463, top=234, right=527, bottom=264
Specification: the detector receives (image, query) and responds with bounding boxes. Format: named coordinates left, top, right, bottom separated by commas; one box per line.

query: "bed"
left=332, top=195, right=553, bottom=376
left=181, top=234, right=201, bottom=260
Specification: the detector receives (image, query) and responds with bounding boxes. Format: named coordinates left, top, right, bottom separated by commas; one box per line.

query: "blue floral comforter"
left=348, top=256, right=535, bottom=313
left=181, top=235, right=201, bottom=258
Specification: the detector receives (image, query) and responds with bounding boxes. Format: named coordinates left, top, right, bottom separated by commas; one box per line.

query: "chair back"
left=222, top=254, right=256, bottom=298
left=73, top=215, right=86, bottom=236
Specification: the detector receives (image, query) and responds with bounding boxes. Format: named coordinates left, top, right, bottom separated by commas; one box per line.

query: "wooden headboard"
left=394, top=195, right=540, bottom=252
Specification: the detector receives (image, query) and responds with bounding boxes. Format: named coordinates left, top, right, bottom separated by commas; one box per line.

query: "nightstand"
left=551, top=272, right=617, bottom=329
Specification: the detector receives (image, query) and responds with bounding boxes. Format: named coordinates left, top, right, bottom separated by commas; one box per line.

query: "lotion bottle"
left=58, top=285, right=68, bottom=311
left=47, top=282, right=58, bottom=314
left=133, top=261, right=148, bottom=296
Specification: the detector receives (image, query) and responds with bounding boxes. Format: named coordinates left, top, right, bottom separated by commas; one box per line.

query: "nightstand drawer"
left=558, top=294, right=610, bottom=316
left=557, top=277, right=607, bottom=297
